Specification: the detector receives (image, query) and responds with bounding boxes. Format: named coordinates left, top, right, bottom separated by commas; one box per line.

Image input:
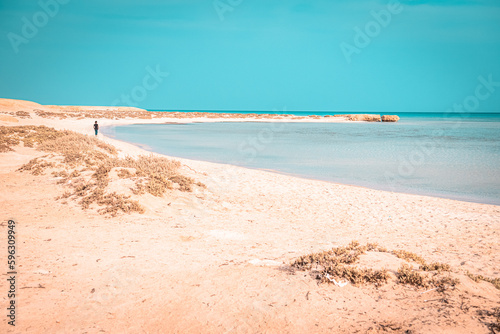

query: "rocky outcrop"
left=381, top=115, right=400, bottom=122
left=335, top=114, right=381, bottom=122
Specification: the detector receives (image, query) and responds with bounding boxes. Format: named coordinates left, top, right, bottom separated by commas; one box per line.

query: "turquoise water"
left=103, top=113, right=500, bottom=205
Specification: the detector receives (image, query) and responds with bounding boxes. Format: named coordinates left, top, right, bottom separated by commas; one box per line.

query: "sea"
left=102, top=111, right=500, bottom=205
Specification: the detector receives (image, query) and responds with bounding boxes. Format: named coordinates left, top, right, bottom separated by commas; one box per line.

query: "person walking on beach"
left=94, top=121, right=99, bottom=136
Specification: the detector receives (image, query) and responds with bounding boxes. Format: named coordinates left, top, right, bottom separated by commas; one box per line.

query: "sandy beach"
left=1, top=99, right=499, bottom=333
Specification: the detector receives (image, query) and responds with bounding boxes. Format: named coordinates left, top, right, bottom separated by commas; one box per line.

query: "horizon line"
left=146, top=109, right=500, bottom=114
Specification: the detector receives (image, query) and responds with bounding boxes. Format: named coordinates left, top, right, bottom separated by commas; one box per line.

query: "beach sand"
left=1, top=99, right=499, bottom=333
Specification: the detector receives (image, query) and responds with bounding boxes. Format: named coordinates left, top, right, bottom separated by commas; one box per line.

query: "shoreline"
left=2, top=97, right=498, bottom=208
left=102, top=123, right=500, bottom=207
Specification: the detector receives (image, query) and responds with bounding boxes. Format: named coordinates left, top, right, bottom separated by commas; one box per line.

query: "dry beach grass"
left=2, top=125, right=202, bottom=216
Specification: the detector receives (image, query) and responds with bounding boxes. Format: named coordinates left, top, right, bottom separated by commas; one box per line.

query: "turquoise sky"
left=1, top=0, right=499, bottom=111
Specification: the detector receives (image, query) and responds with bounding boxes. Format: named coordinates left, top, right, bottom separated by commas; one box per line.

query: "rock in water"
left=337, top=114, right=381, bottom=122
left=381, top=115, right=400, bottom=122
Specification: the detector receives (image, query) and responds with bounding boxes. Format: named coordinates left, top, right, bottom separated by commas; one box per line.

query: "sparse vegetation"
left=466, top=271, right=500, bottom=290
left=18, top=157, right=55, bottom=175
left=292, top=240, right=365, bottom=270
left=117, top=168, right=134, bottom=178
left=0, top=125, right=67, bottom=151
left=291, top=242, right=497, bottom=293
left=15, top=110, right=31, bottom=118
left=392, top=250, right=427, bottom=265
left=394, top=255, right=458, bottom=290
left=420, top=262, right=451, bottom=272
left=2, top=125, right=204, bottom=216
left=291, top=241, right=389, bottom=286
left=431, top=276, right=460, bottom=292
left=322, top=265, right=389, bottom=286
left=21, top=107, right=397, bottom=123
left=397, top=263, right=428, bottom=287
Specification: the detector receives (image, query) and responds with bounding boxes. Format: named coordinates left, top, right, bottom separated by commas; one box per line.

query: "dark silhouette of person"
left=94, top=121, right=99, bottom=136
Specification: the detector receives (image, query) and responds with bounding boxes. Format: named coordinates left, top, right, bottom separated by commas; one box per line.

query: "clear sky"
left=1, top=0, right=499, bottom=112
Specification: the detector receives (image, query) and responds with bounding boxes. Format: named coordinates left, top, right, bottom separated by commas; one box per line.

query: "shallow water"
left=103, top=113, right=500, bottom=205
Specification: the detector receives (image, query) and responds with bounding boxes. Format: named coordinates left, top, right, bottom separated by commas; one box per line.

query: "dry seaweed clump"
left=11, top=125, right=204, bottom=216
left=291, top=241, right=389, bottom=286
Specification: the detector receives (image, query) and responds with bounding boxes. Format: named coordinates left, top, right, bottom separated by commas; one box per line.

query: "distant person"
left=94, top=121, right=99, bottom=136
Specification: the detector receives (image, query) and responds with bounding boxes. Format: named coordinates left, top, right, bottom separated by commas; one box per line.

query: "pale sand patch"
left=0, top=115, right=19, bottom=122
left=0, top=99, right=499, bottom=333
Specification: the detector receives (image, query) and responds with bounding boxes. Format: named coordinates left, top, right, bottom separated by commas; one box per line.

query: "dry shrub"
left=170, top=175, right=194, bottom=191
left=365, top=242, right=387, bottom=252
left=120, top=155, right=180, bottom=179
left=96, top=192, right=145, bottom=216
left=15, top=111, right=31, bottom=118
left=146, top=174, right=172, bottom=197
left=397, top=264, right=459, bottom=291
left=93, top=165, right=111, bottom=188
left=392, top=250, right=427, bottom=265
left=10, top=126, right=201, bottom=216
left=61, top=191, right=72, bottom=199
left=323, top=265, right=389, bottom=286
left=70, top=163, right=145, bottom=216
left=35, top=110, right=67, bottom=119
left=421, top=262, right=451, bottom=272
left=0, top=143, right=12, bottom=152
left=52, top=170, right=69, bottom=178
left=397, top=263, right=428, bottom=288
left=431, top=276, right=460, bottom=292
left=0, top=125, right=66, bottom=151
left=132, top=180, right=146, bottom=195
left=117, top=155, right=198, bottom=195
left=294, top=242, right=500, bottom=294
left=18, top=157, right=54, bottom=175
left=292, top=241, right=388, bottom=286
left=292, top=240, right=365, bottom=270
left=38, top=131, right=117, bottom=161
left=117, top=168, right=133, bottom=178
left=0, top=127, right=21, bottom=151
left=466, top=272, right=500, bottom=290
left=74, top=183, right=92, bottom=197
